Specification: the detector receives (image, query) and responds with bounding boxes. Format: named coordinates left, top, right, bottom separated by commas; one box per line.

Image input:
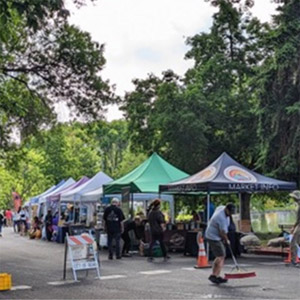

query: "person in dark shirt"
left=289, top=190, right=300, bottom=266
left=147, top=199, right=169, bottom=262
left=121, top=216, right=142, bottom=257
left=103, top=198, right=125, bottom=260
left=45, top=209, right=53, bottom=241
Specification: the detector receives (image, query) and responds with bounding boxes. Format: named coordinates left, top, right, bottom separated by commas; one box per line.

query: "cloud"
left=65, top=0, right=277, bottom=121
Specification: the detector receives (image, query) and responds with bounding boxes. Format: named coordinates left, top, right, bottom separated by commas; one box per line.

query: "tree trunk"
left=239, top=192, right=252, bottom=232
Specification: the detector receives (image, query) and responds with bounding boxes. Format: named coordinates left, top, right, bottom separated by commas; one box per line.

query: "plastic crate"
left=0, top=273, right=12, bottom=291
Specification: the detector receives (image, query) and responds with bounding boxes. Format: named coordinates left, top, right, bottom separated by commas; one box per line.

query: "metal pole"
left=206, top=191, right=210, bottom=260
left=63, top=236, right=68, bottom=280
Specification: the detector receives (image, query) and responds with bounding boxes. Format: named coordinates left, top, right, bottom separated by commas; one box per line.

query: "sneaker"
left=217, top=277, right=228, bottom=283
left=208, top=275, right=219, bottom=284
left=122, top=253, right=132, bottom=257
left=108, top=255, right=113, bottom=260
left=147, top=257, right=154, bottom=262
left=291, top=261, right=300, bottom=268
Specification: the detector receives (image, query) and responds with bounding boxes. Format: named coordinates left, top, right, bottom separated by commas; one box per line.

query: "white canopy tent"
left=60, top=172, right=113, bottom=203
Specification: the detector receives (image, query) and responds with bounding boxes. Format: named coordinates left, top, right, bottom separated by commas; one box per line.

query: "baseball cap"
left=225, top=203, right=236, bottom=214
left=289, top=190, right=300, bottom=201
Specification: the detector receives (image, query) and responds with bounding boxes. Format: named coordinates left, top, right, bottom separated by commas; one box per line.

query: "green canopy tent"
left=103, top=152, right=189, bottom=219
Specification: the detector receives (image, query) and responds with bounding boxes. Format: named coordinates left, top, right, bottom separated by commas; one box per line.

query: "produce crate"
left=0, top=273, right=12, bottom=291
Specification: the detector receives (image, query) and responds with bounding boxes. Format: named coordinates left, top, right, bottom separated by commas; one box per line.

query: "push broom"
left=224, top=244, right=256, bottom=279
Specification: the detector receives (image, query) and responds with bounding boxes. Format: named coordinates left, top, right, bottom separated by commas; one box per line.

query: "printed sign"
left=224, top=166, right=257, bottom=183
left=187, top=166, right=217, bottom=183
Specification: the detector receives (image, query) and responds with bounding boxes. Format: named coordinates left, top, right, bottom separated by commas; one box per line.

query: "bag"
left=143, top=241, right=163, bottom=257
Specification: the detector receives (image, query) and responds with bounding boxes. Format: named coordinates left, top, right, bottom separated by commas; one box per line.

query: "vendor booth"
left=60, top=171, right=113, bottom=226
left=103, top=152, right=191, bottom=252
left=159, top=152, right=297, bottom=256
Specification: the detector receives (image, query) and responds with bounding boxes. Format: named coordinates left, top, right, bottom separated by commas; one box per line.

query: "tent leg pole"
left=206, top=192, right=210, bottom=261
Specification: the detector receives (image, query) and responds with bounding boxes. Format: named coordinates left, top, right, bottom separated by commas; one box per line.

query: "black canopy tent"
left=159, top=152, right=297, bottom=229
left=159, top=152, right=297, bottom=258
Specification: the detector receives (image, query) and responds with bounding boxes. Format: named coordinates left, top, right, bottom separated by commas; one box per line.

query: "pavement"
left=0, top=227, right=299, bottom=300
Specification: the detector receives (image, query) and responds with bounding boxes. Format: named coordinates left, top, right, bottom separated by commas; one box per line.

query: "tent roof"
left=80, top=186, right=103, bottom=202
left=60, top=171, right=113, bottom=202
left=103, top=152, right=189, bottom=194
left=39, top=178, right=75, bottom=203
left=30, top=179, right=66, bottom=204
left=48, top=176, right=90, bottom=202
left=159, top=152, right=297, bottom=193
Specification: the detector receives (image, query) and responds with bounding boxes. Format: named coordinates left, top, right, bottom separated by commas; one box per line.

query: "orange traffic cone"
left=194, top=232, right=211, bottom=269
left=284, top=246, right=300, bottom=264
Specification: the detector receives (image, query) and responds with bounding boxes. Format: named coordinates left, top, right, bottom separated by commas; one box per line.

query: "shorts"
left=207, top=239, right=226, bottom=257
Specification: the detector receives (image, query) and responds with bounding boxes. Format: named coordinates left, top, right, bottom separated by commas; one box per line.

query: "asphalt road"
left=0, top=227, right=299, bottom=300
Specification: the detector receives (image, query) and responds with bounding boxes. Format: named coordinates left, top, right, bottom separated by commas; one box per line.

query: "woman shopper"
left=147, top=199, right=170, bottom=262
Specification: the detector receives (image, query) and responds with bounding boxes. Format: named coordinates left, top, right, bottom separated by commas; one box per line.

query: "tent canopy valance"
left=159, top=152, right=297, bottom=193
left=103, top=152, right=189, bottom=194
left=60, top=171, right=113, bottom=202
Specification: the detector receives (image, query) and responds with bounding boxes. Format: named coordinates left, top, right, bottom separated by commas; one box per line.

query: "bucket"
left=0, top=273, right=12, bottom=291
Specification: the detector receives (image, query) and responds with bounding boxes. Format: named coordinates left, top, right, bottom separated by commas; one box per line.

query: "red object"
left=284, top=247, right=300, bottom=264
left=5, top=210, right=12, bottom=219
left=225, top=271, right=256, bottom=279
left=194, top=233, right=211, bottom=269
left=12, top=192, right=22, bottom=212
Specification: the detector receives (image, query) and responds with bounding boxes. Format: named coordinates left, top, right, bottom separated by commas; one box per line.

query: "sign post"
left=63, top=233, right=100, bottom=281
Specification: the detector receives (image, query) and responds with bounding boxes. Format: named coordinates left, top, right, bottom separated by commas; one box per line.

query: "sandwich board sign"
left=63, top=233, right=100, bottom=281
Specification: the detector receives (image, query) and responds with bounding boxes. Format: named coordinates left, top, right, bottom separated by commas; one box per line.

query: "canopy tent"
left=159, top=152, right=297, bottom=193
left=48, top=176, right=90, bottom=202
left=29, top=179, right=66, bottom=205
left=39, top=178, right=75, bottom=204
left=106, top=193, right=176, bottom=222
left=103, top=152, right=189, bottom=194
left=80, top=186, right=103, bottom=202
left=60, top=171, right=113, bottom=203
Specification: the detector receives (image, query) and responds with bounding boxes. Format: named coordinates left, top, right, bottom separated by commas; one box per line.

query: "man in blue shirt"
left=205, top=203, right=235, bottom=284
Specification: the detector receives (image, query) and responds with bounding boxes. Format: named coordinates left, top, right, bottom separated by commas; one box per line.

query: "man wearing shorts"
left=205, top=203, right=235, bottom=284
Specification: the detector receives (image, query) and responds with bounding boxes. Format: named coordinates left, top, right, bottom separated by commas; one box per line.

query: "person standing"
left=103, top=198, right=125, bottom=260
left=45, top=209, right=53, bottom=241
left=121, top=216, right=141, bottom=257
left=147, top=199, right=169, bottom=262
left=0, top=211, right=4, bottom=237
left=289, top=190, right=300, bottom=267
left=205, top=203, right=235, bottom=284
left=5, top=209, right=12, bottom=227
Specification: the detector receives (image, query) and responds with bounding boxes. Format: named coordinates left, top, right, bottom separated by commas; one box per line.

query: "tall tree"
left=0, top=0, right=114, bottom=147
left=255, top=0, right=300, bottom=184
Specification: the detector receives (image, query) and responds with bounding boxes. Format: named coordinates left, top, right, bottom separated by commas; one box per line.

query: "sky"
left=62, top=0, right=277, bottom=122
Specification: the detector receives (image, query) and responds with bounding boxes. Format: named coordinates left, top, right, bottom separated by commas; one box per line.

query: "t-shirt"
left=205, top=207, right=229, bottom=241
left=148, top=209, right=165, bottom=235
left=295, top=205, right=300, bottom=227
left=103, top=205, right=125, bottom=234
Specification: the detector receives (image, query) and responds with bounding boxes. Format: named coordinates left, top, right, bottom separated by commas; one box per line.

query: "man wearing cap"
left=103, top=198, right=125, bottom=260
left=289, top=190, right=300, bottom=266
left=205, top=203, right=235, bottom=284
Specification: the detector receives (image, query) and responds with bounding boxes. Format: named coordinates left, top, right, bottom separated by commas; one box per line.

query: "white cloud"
left=64, top=0, right=277, bottom=121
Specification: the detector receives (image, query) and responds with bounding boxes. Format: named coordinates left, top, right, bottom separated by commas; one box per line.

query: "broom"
left=224, top=243, right=256, bottom=279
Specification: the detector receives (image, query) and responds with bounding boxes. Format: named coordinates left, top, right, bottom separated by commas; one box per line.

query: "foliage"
left=0, top=0, right=114, bottom=147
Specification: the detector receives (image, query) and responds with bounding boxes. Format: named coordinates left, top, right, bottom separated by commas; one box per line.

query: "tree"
left=255, top=0, right=300, bottom=185
left=0, top=0, right=114, bottom=147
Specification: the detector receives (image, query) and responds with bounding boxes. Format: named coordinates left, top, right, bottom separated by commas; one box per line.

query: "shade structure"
left=29, top=179, right=66, bottom=205
left=159, top=152, right=297, bottom=193
left=39, top=178, right=76, bottom=204
left=81, top=186, right=103, bottom=202
left=48, top=176, right=90, bottom=202
left=103, top=152, right=189, bottom=194
left=60, top=171, right=113, bottom=202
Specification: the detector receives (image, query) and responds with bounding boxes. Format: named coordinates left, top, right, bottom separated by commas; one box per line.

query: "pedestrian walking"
left=205, top=203, right=235, bottom=284
left=147, top=199, right=169, bottom=262
left=289, top=190, right=300, bottom=267
left=5, top=209, right=12, bottom=227
left=0, top=210, right=4, bottom=237
left=103, top=198, right=125, bottom=260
